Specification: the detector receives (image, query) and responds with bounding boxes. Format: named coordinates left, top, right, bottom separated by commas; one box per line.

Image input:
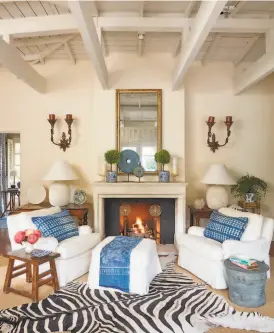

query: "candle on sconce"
left=66, top=114, right=73, bottom=120
left=208, top=116, right=215, bottom=123
left=49, top=114, right=55, bottom=120
left=226, top=116, right=232, bottom=123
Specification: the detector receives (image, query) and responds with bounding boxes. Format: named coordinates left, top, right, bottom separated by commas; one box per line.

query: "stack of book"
left=229, top=257, right=259, bottom=270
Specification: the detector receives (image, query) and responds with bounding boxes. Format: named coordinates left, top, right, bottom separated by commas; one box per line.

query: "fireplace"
left=104, top=198, right=175, bottom=244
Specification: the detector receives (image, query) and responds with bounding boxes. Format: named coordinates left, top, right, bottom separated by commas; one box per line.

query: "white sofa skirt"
left=178, top=246, right=227, bottom=289
left=88, top=236, right=162, bottom=295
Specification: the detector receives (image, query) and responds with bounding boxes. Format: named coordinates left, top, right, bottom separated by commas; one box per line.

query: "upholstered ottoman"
left=88, top=236, right=162, bottom=295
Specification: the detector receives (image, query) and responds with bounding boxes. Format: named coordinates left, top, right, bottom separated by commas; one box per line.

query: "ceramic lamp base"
left=49, top=182, right=70, bottom=206
left=206, top=185, right=228, bottom=209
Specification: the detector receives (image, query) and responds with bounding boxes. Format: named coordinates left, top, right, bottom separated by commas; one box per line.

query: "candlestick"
left=226, top=116, right=232, bottom=123
left=208, top=116, right=215, bottom=123
left=66, top=114, right=73, bottom=120
left=49, top=114, right=55, bottom=120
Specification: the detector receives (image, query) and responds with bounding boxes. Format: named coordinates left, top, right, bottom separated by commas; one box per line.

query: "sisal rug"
left=0, top=264, right=274, bottom=333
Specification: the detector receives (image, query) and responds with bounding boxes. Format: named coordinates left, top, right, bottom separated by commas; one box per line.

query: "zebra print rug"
left=0, top=264, right=274, bottom=333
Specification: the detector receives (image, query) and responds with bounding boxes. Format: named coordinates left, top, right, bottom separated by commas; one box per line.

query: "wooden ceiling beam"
left=172, top=0, right=226, bottom=90
left=1, top=15, right=274, bottom=36
left=0, top=37, right=46, bottom=93
left=69, top=1, right=108, bottom=89
left=234, top=30, right=274, bottom=94
left=184, top=0, right=195, bottom=18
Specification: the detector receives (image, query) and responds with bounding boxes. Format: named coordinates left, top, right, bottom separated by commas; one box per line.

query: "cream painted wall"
left=0, top=54, right=185, bottom=213
left=185, top=63, right=274, bottom=219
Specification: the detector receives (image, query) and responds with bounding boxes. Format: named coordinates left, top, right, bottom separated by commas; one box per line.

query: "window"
left=141, top=146, right=157, bottom=171
left=14, top=142, right=20, bottom=180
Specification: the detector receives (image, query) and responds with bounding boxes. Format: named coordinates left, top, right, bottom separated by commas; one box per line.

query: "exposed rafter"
left=184, top=0, right=195, bottom=18
left=0, top=38, right=46, bottom=93
left=202, top=33, right=221, bottom=65
left=64, top=42, right=75, bottom=64
left=24, top=35, right=76, bottom=64
left=229, top=1, right=246, bottom=18
left=234, top=30, right=274, bottom=94
left=14, top=35, right=76, bottom=47
left=139, top=2, right=145, bottom=17
left=69, top=0, right=108, bottom=89
left=233, top=35, right=260, bottom=67
left=172, top=0, right=226, bottom=90
left=1, top=15, right=274, bottom=38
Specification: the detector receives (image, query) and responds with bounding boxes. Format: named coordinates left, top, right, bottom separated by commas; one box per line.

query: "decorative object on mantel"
left=171, top=156, right=178, bottom=181
left=133, top=162, right=145, bottom=182
left=104, top=149, right=121, bottom=183
left=193, top=198, right=205, bottom=210
left=202, top=163, right=235, bottom=209
left=43, top=160, right=78, bottom=206
left=155, top=149, right=171, bottom=183
left=47, top=114, right=74, bottom=152
left=26, top=185, right=46, bottom=204
left=206, top=116, right=233, bottom=153
left=231, top=173, right=267, bottom=205
left=73, top=189, right=87, bottom=205
left=118, top=149, right=140, bottom=182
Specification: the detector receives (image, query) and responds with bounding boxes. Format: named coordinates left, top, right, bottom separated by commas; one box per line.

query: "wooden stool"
left=3, top=249, right=60, bottom=302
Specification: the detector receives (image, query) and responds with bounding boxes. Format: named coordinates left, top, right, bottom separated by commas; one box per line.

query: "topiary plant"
left=104, top=150, right=121, bottom=171
left=231, top=174, right=267, bottom=202
left=154, top=149, right=171, bottom=171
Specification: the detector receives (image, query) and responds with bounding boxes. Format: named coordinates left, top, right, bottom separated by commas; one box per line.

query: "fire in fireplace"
left=120, top=203, right=161, bottom=243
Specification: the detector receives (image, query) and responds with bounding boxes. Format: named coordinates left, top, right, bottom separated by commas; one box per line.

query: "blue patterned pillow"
left=204, top=210, right=248, bottom=243
left=32, top=210, right=79, bottom=242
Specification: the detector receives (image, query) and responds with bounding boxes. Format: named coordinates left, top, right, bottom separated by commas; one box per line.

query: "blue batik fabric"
left=32, top=209, right=79, bottom=242
left=99, top=236, right=142, bottom=292
left=204, top=210, right=248, bottom=243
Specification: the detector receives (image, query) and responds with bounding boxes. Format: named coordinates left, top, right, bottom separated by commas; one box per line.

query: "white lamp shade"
left=201, top=164, right=235, bottom=185
left=43, top=160, right=78, bottom=181
left=10, top=170, right=17, bottom=177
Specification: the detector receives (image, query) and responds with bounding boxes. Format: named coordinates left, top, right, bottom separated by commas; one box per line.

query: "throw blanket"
left=1, top=264, right=274, bottom=333
left=99, top=236, right=142, bottom=292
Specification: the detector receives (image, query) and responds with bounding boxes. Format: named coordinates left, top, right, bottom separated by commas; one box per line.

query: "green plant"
left=231, top=174, right=267, bottom=201
left=104, top=150, right=121, bottom=171
left=154, top=149, right=171, bottom=171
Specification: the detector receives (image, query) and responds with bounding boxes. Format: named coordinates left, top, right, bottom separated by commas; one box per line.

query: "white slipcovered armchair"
left=7, top=207, right=101, bottom=287
left=177, top=208, right=274, bottom=289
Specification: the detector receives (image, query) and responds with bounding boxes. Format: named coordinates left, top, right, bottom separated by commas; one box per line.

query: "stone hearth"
left=92, top=181, right=187, bottom=245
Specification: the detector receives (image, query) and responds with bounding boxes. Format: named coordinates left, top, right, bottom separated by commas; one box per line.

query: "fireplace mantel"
left=92, top=181, right=187, bottom=243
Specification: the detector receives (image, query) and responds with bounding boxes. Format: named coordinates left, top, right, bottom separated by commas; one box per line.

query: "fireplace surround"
left=92, top=182, right=187, bottom=245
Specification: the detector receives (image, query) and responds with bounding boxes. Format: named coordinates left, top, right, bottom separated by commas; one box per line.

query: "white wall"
left=185, top=63, right=274, bottom=219
left=0, top=54, right=185, bottom=208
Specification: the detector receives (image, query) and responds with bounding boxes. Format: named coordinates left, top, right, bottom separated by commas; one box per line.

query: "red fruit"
left=14, top=231, right=26, bottom=244
left=33, top=230, right=42, bottom=238
left=27, top=233, right=39, bottom=245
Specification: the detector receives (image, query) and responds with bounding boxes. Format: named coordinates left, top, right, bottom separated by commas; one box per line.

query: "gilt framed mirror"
left=116, top=89, right=162, bottom=174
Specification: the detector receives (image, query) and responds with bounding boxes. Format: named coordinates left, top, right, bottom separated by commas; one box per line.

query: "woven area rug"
left=0, top=264, right=274, bottom=333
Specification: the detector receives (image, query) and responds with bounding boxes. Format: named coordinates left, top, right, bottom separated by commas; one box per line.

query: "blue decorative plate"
left=118, top=150, right=140, bottom=173
left=73, top=189, right=87, bottom=205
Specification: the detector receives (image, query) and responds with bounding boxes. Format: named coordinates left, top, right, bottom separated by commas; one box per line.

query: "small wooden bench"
left=3, top=249, right=60, bottom=302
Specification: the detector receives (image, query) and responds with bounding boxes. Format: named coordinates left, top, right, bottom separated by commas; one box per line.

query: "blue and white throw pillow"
left=32, top=210, right=79, bottom=242
left=204, top=210, right=248, bottom=243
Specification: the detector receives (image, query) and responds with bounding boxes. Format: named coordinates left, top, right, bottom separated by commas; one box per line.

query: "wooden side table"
left=17, top=203, right=90, bottom=226
left=188, top=206, right=213, bottom=227
left=3, top=249, right=60, bottom=302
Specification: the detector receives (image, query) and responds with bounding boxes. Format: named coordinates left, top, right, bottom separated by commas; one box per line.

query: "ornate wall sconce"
left=47, top=114, right=74, bottom=152
left=206, top=116, right=233, bottom=153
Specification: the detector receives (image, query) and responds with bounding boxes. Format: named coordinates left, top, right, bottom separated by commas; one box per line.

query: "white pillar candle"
left=172, top=157, right=178, bottom=176
left=98, top=156, right=106, bottom=176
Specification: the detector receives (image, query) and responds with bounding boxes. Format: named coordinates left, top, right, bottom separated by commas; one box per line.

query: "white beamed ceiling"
left=0, top=1, right=271, bottom=65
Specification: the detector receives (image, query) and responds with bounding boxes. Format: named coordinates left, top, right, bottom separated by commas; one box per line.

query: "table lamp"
left=201, top=164, right=235, bottom=209
left=43, top=160, right=78, bottom=206
left=10, top=170, right=17, bottom=188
